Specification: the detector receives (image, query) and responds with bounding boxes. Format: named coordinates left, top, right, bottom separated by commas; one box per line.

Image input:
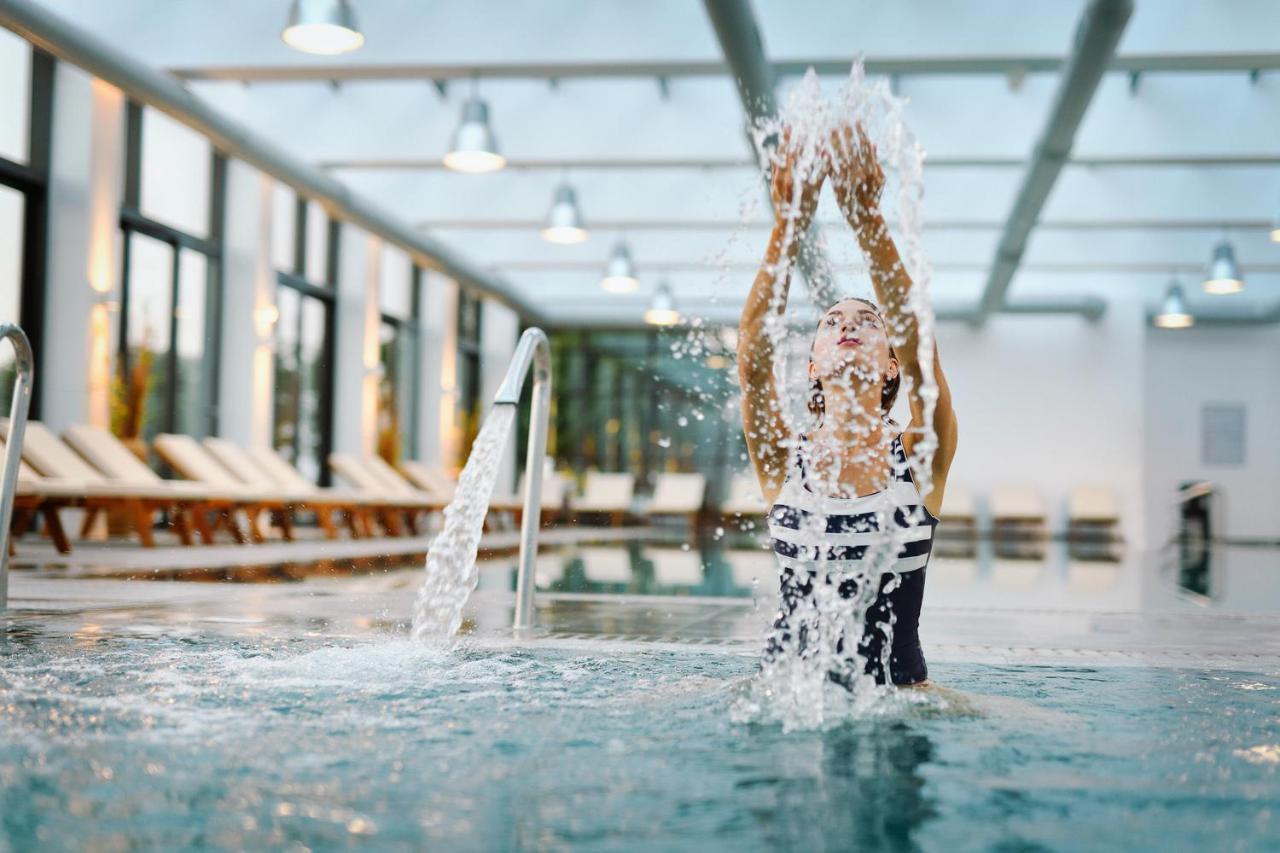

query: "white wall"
left=416, top=270, right=453, bottom=466
left=480, top=299, right=520, bottom=492
left=330, top=224, right=374, bottom=455
left=1143, top=323, right=1280, bottom=544
left=933, top=298, right=1147, bottom=546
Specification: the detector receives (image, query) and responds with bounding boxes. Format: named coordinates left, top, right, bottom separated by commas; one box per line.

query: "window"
left=0, top=37, right=51, bottom=416
left=272, top=186, right=336, bottom=484
left=118, top=102, right=224, bottom=445
left=456, top=289, right=483, bottom=460
left=377, top=246, right=420, bottom=463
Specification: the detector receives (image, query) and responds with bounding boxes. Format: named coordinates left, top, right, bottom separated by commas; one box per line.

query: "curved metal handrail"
left=492, top=327, right=552, bottom=631
left=0, top=324, right=34, bottom=611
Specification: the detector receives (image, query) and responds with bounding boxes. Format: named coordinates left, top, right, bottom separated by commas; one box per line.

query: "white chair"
left=644, top=472, right=706, bottom=527
left=1068, top=484, right=1121, bottom=545
left=579, top=546, right=632, bottom=584
left=990, top=485, right=1048, bottom=543
left=569, top=472, right=635, bottom=525
left=720, top=471, right=768, bottom=518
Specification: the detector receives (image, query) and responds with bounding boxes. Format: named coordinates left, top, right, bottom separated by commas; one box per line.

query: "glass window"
left=304, top=201, right=329, bottom=282
left=122, top=232, right=174, bottom=444
left=173, top=249, right=210, bottom=436
left=272, top=285, right=332, bottom=484
left=0, top=185, right=23, bottom=412
left=139, top=107, right=211, bottom=237
left=0, top=29, right=30, bottom=165
left=271, top=183, right=297, bottom=273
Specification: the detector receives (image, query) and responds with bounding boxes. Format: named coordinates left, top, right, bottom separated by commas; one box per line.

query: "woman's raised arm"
left=738, top=136, right=826, bottom=504
left=828, top=123, right=958, bottom=513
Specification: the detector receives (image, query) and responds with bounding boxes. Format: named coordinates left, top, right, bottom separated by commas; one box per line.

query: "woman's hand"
left=827, top=122, right=885, bottom=233
left=769, top=129, right=827, bottom=235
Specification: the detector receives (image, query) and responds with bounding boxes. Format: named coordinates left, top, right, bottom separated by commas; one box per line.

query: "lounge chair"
left=514, top=466, right=570, bottom=523
left=398, top=459, right=524, bottom=515
left=644, top=473, right=706, bottom=528
left=203, top=438, right=372, bottom=540
left=990, top=485, right=1048, bottom=558
left=1068, top=485, right=1121, bottom=541
left=568, top=472, right=634, bottom=526
left=328, top=453, right=442, bottom=536
left=22, top=421, right=224, bottom=547
left=643, top=546, right=704, bottom=587
left=720, top=472, right=768, bottom=521
left=154, top=433, right=327, bottom=543
left=935, top=484, right=979, bottom=554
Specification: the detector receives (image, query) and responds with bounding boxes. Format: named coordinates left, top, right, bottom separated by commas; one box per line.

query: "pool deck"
left=7, top=540, right=1280, bottom=672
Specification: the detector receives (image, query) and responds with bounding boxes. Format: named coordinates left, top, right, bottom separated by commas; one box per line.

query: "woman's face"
left=808, top=299, right=898, bottom=391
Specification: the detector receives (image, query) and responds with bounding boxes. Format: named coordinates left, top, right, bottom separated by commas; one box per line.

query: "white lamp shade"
left=644, top=281, right=680, bottom=326
left=540, top=184, right=588, bottom=244
left=281, top=0, right=364, bottom=55
left=1203, top=240, right=1244, bottom=294
left=444, top=97, right=506, bottom=174
left=1154, top=282, right=1194, bottom=329
left=600, top=242, right=638, bottom=293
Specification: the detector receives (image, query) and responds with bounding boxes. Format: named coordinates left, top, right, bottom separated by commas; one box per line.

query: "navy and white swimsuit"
left=765, top=433, right=937, bottom=685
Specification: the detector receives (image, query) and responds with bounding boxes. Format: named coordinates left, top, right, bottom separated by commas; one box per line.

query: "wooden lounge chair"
left=20, top=421, right=222, bottom=547
left=720, top=472, right=768, bottom=522
left=990, top=485, right=1048, bottom=557
left=398, top=460, right=524, bottom=515
left=515, top=467, right=570, bottom=523
left=202, top=438, right=371, bottom=540
left=1068, top=485, right=1121, bottom=542
left=644, top=473, right=706, bottom=528
left=328, top=453, right=442, bottom=536
left=568, top=472, right=635, bottom=526
left=935, top=484, right=979, bottom=553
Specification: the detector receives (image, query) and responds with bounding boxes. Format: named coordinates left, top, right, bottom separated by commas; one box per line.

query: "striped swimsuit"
left=765, top=432, right=937, bottom=686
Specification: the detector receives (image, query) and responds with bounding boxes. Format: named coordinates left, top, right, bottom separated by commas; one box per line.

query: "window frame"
left=117, top=100, right=226, bottom=439
left=0, top=48, right=53, bottom=419
left=273, top=196, right=338, bottom=485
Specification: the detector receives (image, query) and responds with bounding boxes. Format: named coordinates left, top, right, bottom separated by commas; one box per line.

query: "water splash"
left=410, top=405, right=517, bottom=643
left=731, top=61, right=940, bottom=729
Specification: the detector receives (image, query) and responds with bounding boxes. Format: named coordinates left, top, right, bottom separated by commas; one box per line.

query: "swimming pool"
left=4, top=543, right=1280, bottom=850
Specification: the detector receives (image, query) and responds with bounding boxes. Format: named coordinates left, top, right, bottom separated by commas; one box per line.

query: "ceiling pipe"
left=973, top=0, right=1133, bottom=326
left=1147, top=299, right=1280, bottom=327
left=702, top=0, right=838, bottom=309
left=0, top=0, right=543, bottom=323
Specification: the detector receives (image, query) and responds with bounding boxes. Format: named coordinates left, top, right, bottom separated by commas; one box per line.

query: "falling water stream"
left=410, top=405, right=517, bottom=643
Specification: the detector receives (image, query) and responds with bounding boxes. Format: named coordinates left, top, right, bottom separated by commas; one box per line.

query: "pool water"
left=3, top=631, right=1279, bottom=851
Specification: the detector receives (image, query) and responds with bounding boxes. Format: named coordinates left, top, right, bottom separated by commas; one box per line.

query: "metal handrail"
left=0, top=324, right=34, bottom=611
left=492, top=327, right=552, bottom=631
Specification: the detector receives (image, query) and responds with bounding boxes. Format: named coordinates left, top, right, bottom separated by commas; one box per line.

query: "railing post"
left=491, top=328, right=552, bottom=631
left=0, top=324, right=35, bottom=611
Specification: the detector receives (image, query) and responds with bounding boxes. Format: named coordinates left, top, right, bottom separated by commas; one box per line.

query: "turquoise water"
left=2, top=631, right=1279, bottom=851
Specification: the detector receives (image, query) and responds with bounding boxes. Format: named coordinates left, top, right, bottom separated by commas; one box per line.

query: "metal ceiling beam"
left=0, top=0, right=543, bottom=323
left=973, top=0, right=1134, bottom=325
left=325, top=154, right=1280, bottom=172
left=418, top=217, right=1275, bottom=233
left=491, top=260, right=1280, bottom=275
left=167, top=53, right=1280, bottom=83
left=1151, top=300, right=1280, bottom=326
left=702, top=0, right=838, bottom=307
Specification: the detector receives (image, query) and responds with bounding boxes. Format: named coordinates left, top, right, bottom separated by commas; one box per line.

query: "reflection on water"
left=2, top=636, right=1279, bottom=850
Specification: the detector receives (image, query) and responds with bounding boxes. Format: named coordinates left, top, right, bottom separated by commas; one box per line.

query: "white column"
left=41, top=67, right=124, bottom=431
left=218, top=161, right=274, bottom=446
left=331, top=224, right=374, bottom=456
left=480, top=299, right=520, bottom=492
left=415, top=269, right=450, bottom=466
left=435, top=275, right=461, bottom=472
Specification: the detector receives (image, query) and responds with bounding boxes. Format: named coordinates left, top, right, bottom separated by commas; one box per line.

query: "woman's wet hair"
left=807, top=297, right=900, bottom=422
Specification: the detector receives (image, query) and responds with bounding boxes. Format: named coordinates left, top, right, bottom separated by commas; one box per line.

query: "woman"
left=737, top=123, right=959, bottom=687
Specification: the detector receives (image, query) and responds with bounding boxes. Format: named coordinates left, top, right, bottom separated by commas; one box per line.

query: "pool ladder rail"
left=0, top=324, right=34, bottom=611
left=491, top=327, right=552, bottom=632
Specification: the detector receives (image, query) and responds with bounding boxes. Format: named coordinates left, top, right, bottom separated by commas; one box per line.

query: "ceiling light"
left=1203, top=239, right=1244, bottom=294
left=1154, top=280, right=1194, bottom=329
left=540, top=184, right=588, bottom=244
left=644, top=281, right=681, bottom=326
left=1271, top=213, right=1280, bottom=244
left=281, top=0, right=364, bottom=55
left=443, top=96, right=505, bottom=174
left=600, top=242, right=638, bottom=293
